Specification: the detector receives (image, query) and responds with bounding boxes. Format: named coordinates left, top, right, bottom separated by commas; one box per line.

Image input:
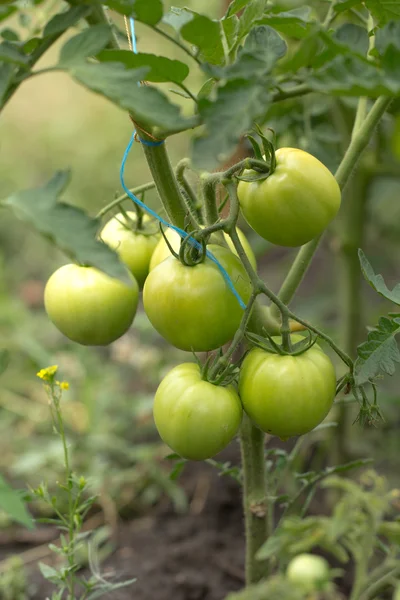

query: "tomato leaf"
left=225, top=0, right=252, bottom=17
left=0, top=475, right=34, bottom=529
left=162, top=7, right=194, bottom=32
left=69, top=62, right=196, bottom=132
left=3, top=171, right=130, bottom=283
left=236, top=0, right=267, bottom=41
left=257, top=7, right=314, bottom=39
left=334, top=0, right=363, bottom=13
left=354, top=316, right=400, bottom=385
left=375, top=21, right=400, bottom=56
left=43, top=5, right=91, bottom=37
left=0, top=40, right=29, bottom=66
left=365, top=0, right=400, bottom=25
left=359, top=249, right=400, bottom=305
left=0, top=349, right=9, bottom=377
left=180, top=14, right=223, bottom=65
left=192, top=79, right=269, bottom=170
left=97, top=50, right=189, bottom=83
left=0, top=62, right=14, bottom=102
left=58, top=24, right=113, bottom=66
left=104, top=0, right=163, bottom=24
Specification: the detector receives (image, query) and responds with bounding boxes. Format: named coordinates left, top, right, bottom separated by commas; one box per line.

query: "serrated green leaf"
left=0, top=475, right=34, bottom=529
left=59, top=24, right=112, bottom=66
left=4, top=171, right=130, bottom=283
left=70, top=62, right=195, bottom=132
left=204, top=25, right=286, bottom=79
left=0, top=40, right=29, bottom=66
left=192, top=79, right=270, bottom=170
left=334, top=0, right=363, bottom=13
left=225, top=0, right=251, bottom=17
left=237, top=0, right=267, bottom=41
left=359, top=249, right=400, bottom=304
left=98, top=50, right=189, bottom=83
left=181, top=14, right=223, bottom=64
left=0, top=62, right=14, bottom=102
left=43, top=5, right=90, bottom=37
left=105, top=0, right=163, bottom=24
left=162, top=7, right=193, bottom=32
left=0, top=349, right=9, bottom=376
left=354, top=316, right=400, bottom=385
left=257, top=7, right=314, bottom=39
left=365, top=0, right=400, bottom=25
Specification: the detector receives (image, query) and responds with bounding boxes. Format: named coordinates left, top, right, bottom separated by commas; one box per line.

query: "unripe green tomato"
left=153, top=363, right=242, bottom=460
left=100, top=212, right=159, bottom=288
left=237, top=148, right=341, bottom=247
left=143, top=244, right=252, bottom=352
left=44, top=264, right=139, bottom=345
left=287, top=554, right=330, bottom=592
left=239, top=335, right=336, bottom=439
left=149, top=227, right=257, bottom=271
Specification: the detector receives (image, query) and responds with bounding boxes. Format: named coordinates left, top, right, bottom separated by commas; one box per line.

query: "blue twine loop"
left=117, top=18, right=246, bottom=310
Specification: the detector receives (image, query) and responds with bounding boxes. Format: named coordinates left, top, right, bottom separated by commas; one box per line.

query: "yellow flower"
left=36, top=365, right=58, bottom=381
left=59, top=381, right=69, bottom=391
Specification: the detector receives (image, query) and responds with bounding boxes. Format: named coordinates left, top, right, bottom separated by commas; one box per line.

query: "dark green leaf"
left=237, top=0, right=267, bottom=41
left=4, top=171, right=130, bottom=283
left=225, top=0, right=251, bottom=17
left=334, top=23, right=369, bottom=55
left=0, top=62, right=14, bottom=102
left=359, top=249, right=400, bottom=305
left=334, top=0, right=363, bottom=13
left=70, top=62, right=195, bottom=132
left=354, top=316, right=400, bottom=385
left=0, top=6, right=16, bottom=23
left=59, top=24, right=112, bottom=66
left=23, top=37, right=41, bottom=54
left=181, top=14, right=222, bottom=64
left=204, top=25, right=286, bottom=79
left=0, top=41, right=29, bottom=66
left=365, top=0, right=400, bottom=25
left=105, top=0, right=163, bottom=25
left=0, top=475, right=34, bottom=529
left=162, top=7, right=193, bottom=32
left=98, top=50, right=189, bottom=83
left=257, top=7, right=314, bottom=39
left=325, top=458, right=374, bottom=475
left=0, top=349, right=9, bottom=376
left=192, top=79, right=269, bottom=170
left=43, top=5, right=91, bottom=37
left=375, top=21, right=400, bottom=56
left=1, top=28, right=19, bottom=42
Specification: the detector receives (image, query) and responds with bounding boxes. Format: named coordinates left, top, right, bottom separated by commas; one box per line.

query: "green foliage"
left=43, top=5, right=91, bottom=37
left=58, top=24, right=113, bottom=66
left=0, top=557, right=28, bottom=600
left=359, top=249, right=400, bottom=305
left=0, top=475, right=33, bottom=529
left=355, top=316, right=400, bottom=385
left=3, top=171, right=129, bottom=283
left=105, top=0, right=163, bottom=25
left=224, top=576, right=305, bottom=600
left=98, top=50, right=189, bottom=83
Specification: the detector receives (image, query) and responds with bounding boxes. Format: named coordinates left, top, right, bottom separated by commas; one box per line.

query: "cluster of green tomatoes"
left=44, top=148, right=341, bottom=461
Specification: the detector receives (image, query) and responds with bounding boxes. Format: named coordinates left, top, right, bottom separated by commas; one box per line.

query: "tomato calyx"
left=115, top=204, right=159, bottom=237
left=236, top=125, right=277, bottom=184
left=245, top=329, right=319, bottom=356
left=197, top=351, right=239, bottom=387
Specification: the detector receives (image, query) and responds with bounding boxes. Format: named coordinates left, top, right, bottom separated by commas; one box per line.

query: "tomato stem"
left=240, top=415, right=269, bottom=585
left=175, top=159, right=204, bottom=226
left=96, top=182, right=156, bottom=220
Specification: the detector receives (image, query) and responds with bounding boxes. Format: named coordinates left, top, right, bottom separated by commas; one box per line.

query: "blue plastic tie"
left=117, top=18, right=246, bottom=310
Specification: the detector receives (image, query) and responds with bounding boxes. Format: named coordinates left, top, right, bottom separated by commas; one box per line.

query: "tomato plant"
left=149, top=226, right=257, bottom=271
left=237, top=148, right=341, bottom=247
left=153, top=363, right=242, bottom=460
left=2, top=0, right=400, bottom=598
left=239, top=336, right=336, bottom=439
left=100, top=211, right=159, bottom=288
left=143, top=244, right=252, bottom=352
left=44, top=264, right=139, bottom=346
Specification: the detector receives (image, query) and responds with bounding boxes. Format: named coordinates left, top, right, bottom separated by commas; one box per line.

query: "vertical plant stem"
left=240, top=415, right=268, bottom=585
left=141, top=140, right=196, bottom=229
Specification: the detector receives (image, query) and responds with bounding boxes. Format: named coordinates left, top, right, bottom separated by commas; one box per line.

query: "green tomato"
left=287, top=554, right=330, bottom=592
left=143, top=244, right=252, bottom=352
left=239, top=336, right=336, bottom=439
left=100, top=212, right=159, bottom=288
left=153, top=362, right=242, bottom=460
left=44, top=264, right=139, bottom=346
left=237, top=148, right=341, bottom=247
left=149, top=227, right=257, bottom=271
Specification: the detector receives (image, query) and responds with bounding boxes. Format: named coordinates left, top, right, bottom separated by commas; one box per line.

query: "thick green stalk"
left=141, top=140, right=196, bottom=230
left=272, top=96, right=391, bottom=315
left=240, top=415, right=268, bottom=584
